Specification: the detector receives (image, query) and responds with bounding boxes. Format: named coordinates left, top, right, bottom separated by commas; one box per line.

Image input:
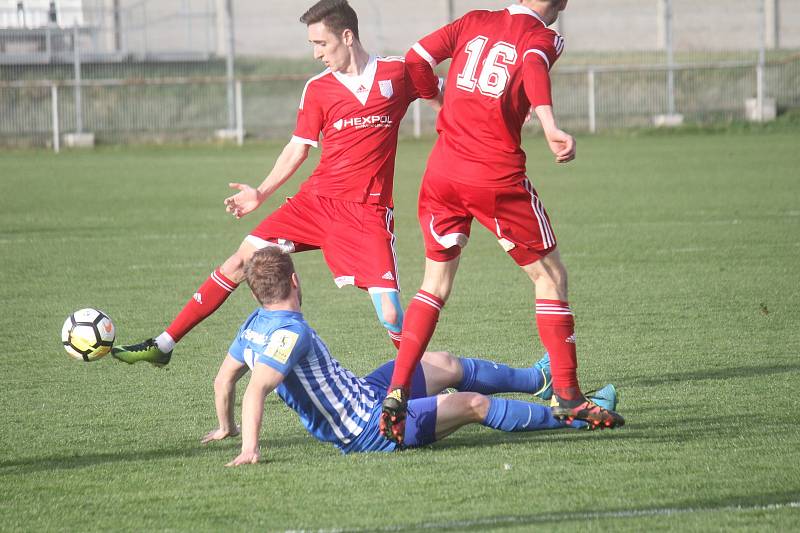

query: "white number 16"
left=455, top=36, right=518, bottom=98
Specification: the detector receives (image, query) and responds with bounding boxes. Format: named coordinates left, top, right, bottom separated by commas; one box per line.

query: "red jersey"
left=406, top=5, right=563, bottom=187
left=292, top=56, right=419, bottom=207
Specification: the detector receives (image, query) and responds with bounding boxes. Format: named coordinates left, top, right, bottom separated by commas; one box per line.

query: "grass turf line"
left=0, top=130, right=799, bottom=531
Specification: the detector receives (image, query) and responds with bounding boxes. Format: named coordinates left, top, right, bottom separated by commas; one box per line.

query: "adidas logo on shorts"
left=382, top=271, right=395, bottom=281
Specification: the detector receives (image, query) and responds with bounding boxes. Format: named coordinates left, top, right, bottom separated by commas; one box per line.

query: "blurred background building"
left=1, top=0, right=798, bottom=148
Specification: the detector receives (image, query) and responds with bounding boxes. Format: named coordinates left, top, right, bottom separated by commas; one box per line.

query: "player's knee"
left=213, top=372, right=228, bottom=392
left=370, top=290, right=403, bottom=332
left=466, top=393, right=491, bottom=422
left=438, top=351, right=463, bottom=381
left=526, top=259, right=568, bottom=295
left=381, top=304, right=401, bottom=330
left=220, top=250, right=250, bottom=283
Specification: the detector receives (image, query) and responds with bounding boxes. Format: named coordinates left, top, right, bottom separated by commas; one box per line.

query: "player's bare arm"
left=534, top=104, right=575, bottom=163
left=224, top=141, right=310, bottom=219
left=226, top=362, right=285, bottom=467
left=202, top=354, right=249, bottom=444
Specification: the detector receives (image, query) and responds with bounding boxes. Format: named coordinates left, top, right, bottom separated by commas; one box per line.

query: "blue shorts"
left=340, top=361, right=438, bottom=454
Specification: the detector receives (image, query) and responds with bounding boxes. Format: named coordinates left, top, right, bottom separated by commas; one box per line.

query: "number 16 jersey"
left=407, top=4, right=564, bottom=187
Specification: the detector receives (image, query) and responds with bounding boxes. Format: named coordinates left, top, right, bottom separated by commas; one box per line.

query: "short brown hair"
left=300, top=0, right=359, bottom=41
left=244, top=247, right=296, bottom=306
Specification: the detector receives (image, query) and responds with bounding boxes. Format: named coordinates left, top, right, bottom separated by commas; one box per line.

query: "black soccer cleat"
left=379, top=387, right=408, bottom=445
left=551, top=393, right=625, bottom=430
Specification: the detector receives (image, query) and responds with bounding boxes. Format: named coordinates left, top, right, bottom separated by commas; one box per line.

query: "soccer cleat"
left=532, top=352, right=552, bottom=401
left=551, top=390, right=624, bottom=430
left=112, top=339, right=172, bottom=367
left=379, top=387, right=408, bottom=445
left=587, top=384, right=618, bottom=412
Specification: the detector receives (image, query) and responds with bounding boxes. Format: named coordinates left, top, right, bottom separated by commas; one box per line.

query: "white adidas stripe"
left=414, top=293, right=442, bottom=311
left=412, top=42, right=437, bottom=68
left=523, top=180, right=555, bottom=249
left=211, top=271, right=236, bottom=293
left=536, top=304, right=571, bottom=311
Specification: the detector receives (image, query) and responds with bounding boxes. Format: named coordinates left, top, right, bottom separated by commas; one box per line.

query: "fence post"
left=235, top=80, right=244, bottom=146
left=72, top=23, right=83, bottom=134
left=225, top=0, right=236, bottom=131
left=587, top=69, right=596, bottom=134
left=413, top=99, right=422, bottom=139
left=51, top=85, right=60, bottom=153
left=662, top=0, right=676, bottom=115
left=757, top=0, right=767, bottom=121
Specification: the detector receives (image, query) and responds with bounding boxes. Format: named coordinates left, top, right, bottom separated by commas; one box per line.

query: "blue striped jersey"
left=228, top=308, right=380, bottom=449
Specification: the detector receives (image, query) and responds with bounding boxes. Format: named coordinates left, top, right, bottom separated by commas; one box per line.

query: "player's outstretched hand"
left=226, top=449, right=260, bottom=467
left=224, top=182, right=263, bottom=219
left=201, top=426, right=240, bottom=444
left=545, top=129, right=576, bottom=164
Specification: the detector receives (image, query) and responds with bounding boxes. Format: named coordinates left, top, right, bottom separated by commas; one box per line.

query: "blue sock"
left=459, top=358, right=543, bottom=395
left=482, top=398, right=565, bottom=432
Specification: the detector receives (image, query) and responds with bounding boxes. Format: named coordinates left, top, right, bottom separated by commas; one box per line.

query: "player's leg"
left=321, top=201, right=405, bottom=349
left=380, top=168, right=473, bottom=441
left=418, top=350, right=551, bottom=400
left=405, top=385, right=620, bottom=447
left=114, top=192, right=324, bottom=366
left=369, top=288, right=404, bottom=349
left=112, top=238, right=257, bottom=366
left=380, top=257, right=460, bottom=441
left=403, top=393, right=564, bottom=447
left=521, top=251, right=623, bottom=428
left=477, top=179, right=623, bottom=428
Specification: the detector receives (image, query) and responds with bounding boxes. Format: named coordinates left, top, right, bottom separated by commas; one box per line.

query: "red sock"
left=388, top=290, right=444, bottom=391
left=535, top=299, right=581, bottom=401
left=165, top=269, right=239, bottom=342
left=387, top=330, right=402, bottom=350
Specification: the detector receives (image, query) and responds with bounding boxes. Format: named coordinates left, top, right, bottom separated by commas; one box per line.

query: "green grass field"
left=1, top=129, right=799, bottom=531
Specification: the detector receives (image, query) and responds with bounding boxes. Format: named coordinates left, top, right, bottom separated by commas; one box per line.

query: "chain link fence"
left=1, top=0, right=799, bottom=149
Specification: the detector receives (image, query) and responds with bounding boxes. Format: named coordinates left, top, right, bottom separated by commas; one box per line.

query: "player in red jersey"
left=379, top=0, right=624, bottom=442
left=112, top=0, right=438, bottom=365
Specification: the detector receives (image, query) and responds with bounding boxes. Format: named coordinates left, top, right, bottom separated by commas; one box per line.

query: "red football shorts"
left=418, top=167, right=557, bottom=266
left=248, top=190, right=399, bottom=290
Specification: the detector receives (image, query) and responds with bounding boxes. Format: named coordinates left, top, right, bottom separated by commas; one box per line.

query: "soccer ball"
left=61, top=308, right=115, bottom=362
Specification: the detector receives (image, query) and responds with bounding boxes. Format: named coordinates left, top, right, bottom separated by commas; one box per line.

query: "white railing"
left=2, top=55, right=797, bottom=151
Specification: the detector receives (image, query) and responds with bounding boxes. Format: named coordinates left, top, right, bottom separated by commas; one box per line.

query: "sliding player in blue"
left=203, top=247, right=618, bottom=464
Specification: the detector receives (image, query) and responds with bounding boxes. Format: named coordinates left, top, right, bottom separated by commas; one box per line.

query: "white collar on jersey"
left=332, top=55, right=378, bottom=106
left=506, top=4, right=546, bottom=25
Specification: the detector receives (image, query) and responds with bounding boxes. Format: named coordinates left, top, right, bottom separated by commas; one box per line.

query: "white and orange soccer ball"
left=61, top=308, right=115, bottom=362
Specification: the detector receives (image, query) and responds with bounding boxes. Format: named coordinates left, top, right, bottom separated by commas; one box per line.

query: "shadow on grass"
left=0, top=436, right=306, bottom=475
left=392, top=490, right=800, bottom=531
left=626, top=362, right=800, bottom=388
left=425, top=409, right=782, bottom=452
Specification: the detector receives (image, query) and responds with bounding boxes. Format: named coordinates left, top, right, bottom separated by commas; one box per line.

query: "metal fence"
left=1, top=0, right=799, bottom=149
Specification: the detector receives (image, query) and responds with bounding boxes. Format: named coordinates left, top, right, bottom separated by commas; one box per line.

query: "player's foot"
left=532, top=352, right=552, bottom=401
left=112, top=339, right=172, bottom=367
left=379, top=387, right=408, bottom=445
left=551, top=390, right=624, bottom=429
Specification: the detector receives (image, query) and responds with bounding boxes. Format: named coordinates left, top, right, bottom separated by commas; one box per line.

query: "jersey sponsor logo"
left=378, top=79, right=394, bottom=99
left=265, top=329, right=300, bottom=364
left=332, top=115, right=393, bottom=131
left=243, top=328, right=268, bottom=345
left=193, top=292, right=203, bottom=304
